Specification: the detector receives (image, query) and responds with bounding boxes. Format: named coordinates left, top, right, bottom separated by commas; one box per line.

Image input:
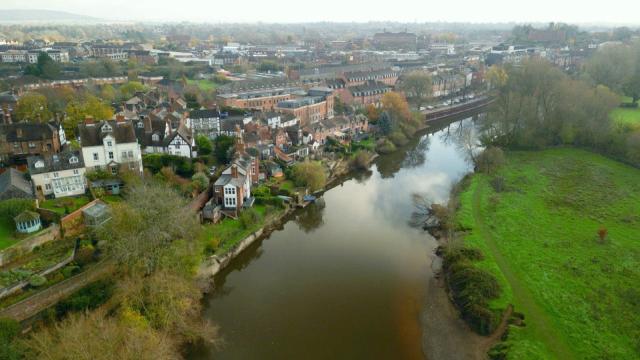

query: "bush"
left=350, top=151, right=372, bottom=171
left=55, top=279, right=115, bottom=318
left=74, top=245, right=96, bottom=266
left=143, top=153, right=194, bottom=177
left=255, top=196, right=284, bottom=208
left=475, top=147, right=506, bottom=174
left=252, top=185, right=272, bottom=198
left=62, top=265, right=80, bottom=278
left=0, top=198, right=35, bottom=220
left=239, top=208, right=260, bottom=229
left=388, top=131, right=409, bottom=147
left=29, top=275, right=47, bottom=288
left=0, top=318, right=19, bottom=342
left=376, top=139, right=397, bottom=154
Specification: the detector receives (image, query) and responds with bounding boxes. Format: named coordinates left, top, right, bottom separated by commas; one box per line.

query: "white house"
left=77, top=118, right=143, bottom=175
left=27, top=151, right=87, bottom=198
left=163, top=126, right=197, bottom=158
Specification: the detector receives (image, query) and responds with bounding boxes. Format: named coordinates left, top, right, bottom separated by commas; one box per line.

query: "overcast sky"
left=2, top=0, right=639, bottom=25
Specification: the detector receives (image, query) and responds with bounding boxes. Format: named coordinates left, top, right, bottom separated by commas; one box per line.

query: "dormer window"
left=137, top=122, right=144, bottom=128
left=102, top=124, right=112, bottom=132
left=69, top=156, right=79, bottom=164
left=152, top=134, right=160, bottom=142
left=34, top=160, right=45, bottom=168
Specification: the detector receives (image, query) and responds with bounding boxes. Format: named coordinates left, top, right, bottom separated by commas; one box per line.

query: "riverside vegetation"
left=439, top=51, right=640, bottom=359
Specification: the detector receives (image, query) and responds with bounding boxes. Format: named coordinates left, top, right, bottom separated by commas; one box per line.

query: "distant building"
left=187, top=109, right=220, bottom=139
left=372, top=31, right=418, bottom=50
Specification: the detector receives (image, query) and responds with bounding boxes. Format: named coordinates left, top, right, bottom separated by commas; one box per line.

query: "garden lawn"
left=0, top=220, right=18, bottom=250
left=40, top=196, right=91, bottom=215
left=200, top=205, right=275, bottom=256
left=457, top=148, right=640, bottom=359
left=610, top=96, right=640, bottom=126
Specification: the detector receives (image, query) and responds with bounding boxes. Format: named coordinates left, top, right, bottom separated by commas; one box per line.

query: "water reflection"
left=294, top=202, right=325, bottom=233
left=189, top=117, right=481, bottom=360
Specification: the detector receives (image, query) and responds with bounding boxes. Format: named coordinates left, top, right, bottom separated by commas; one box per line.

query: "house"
left=0, top=168, right=33, bottom=200
left=213, top=163, right=253, bottom=216
left=0, top=122, right=63, bottom=164
left=163, top=125, right=197, bottom=158
left=77, top=118, right=143, bottom=175
left=27, top=151, right=87, bottom=199
left=14, top=210, right=42, bottom=234
left=187, top=109, right=220, bottom=139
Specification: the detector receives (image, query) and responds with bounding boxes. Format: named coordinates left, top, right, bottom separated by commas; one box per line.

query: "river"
left=188, top=116, right=482, bottom=360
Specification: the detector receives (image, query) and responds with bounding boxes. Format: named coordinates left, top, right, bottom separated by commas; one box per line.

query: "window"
left=69, top=156, right=78, bottom=164
left=53, top=172, right=59, bottom=178
left=93, top=153, right=99, bottom=161
left=128, top=150, right=133, bottom=158
left=111, top=167, right=117, bottom=175
left=73, top=169, right=79, bottom=175
left=28, top=142, right=35, bottom=148
left=107, top=141, right=113, bottom=147
left=45, top=184, right=52, bottom=190
left=121, top=151, right=127, bottom=159
left=108, top=152, right=114, bottom=160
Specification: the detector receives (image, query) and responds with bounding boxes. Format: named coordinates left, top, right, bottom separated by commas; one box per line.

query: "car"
left=427, top=105, right=435, bottom=110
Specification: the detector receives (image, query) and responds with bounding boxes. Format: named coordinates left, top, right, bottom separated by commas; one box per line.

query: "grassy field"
left=610, top=96, right=640, bottom=126
left=186, top=79, right=218, bottom=92
left=456, top=148, right=640, bottom=359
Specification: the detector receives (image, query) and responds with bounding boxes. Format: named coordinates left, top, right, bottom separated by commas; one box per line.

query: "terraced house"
left=28, top=151, right=87, bottom=199
left=77, top=118, right=143, bottom=174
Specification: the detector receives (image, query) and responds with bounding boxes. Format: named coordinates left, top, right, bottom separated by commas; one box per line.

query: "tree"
left=377, top=111, right=393, bottom=136
left=399, top=71, right=433, bottom=109
left=15, top=92, right=51, bottom=122
left=64, top=95, right=114, bottom=138
left=24, top=52, right=60, bottom=79
left=474, top=147, right=506, bottom=174
left=118, top=81, right=146, bottom=100
left=98, top=182, right=199, bottom=275
left=214, top=135, right=235, bottom=164
left=291, top=161, right=327, bottom=191
left=485, top=66, right=508, bottom=89
left=100, top=84, right=117, bottom=103
left=364, top=103, right=380, bottom=122
left=381, top=92, right=412, bottom=124
left=586, top=45, right=635, bottom=94
left=191, top=172, right=209, bottom=193
left=196, top=135, right=213, bottom=155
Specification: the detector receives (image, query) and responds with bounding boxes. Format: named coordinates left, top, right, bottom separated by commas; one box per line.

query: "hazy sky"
left=2, top=0, right=639, bottom=24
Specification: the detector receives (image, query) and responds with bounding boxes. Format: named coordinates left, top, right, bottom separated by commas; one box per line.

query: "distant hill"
left=0, top=9, right=103, bottom=23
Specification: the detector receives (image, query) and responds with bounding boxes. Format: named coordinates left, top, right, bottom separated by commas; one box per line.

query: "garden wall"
left=0, top=225, right=60, bottom=267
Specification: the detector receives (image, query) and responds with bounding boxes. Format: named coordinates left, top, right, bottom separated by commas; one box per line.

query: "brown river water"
left=187, top=116, right=483, bottom=360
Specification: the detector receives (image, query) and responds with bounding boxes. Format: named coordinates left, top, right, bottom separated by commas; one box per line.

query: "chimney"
left=231, top=164, right=238, bottom=178
left=84, top=116, right=95, bottom=125
left=116, top=114, right=125, bottom=123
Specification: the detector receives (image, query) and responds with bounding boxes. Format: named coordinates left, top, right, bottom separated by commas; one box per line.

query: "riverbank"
left=449, top=148, right=640, bottom=359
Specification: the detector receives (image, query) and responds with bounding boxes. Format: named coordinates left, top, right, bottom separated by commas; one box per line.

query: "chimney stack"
left=231, top=164, right=238, bottom=178
left=84, top=116, right=94, bottom=125
left=116, top=114, right=125, bottom=123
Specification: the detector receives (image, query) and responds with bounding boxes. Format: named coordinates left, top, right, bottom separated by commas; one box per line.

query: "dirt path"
left=471, top=182, right=574, bottom=359
left=0, top=261, right=115, bottom=322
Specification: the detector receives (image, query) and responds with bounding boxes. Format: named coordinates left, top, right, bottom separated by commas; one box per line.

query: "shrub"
left=239, top=209, right=260, bottom=229
left=29, top=275, right=47, bottom=288
left=74, top=245, right=96, bottom=266
left=0, top=198, right=35, bottom=220
left=55, top=279, right=115, bottom=318
left=475, top=147, right=506, bottom=174
left=62, top=265, right=80, bottom=278
left=490, top=176, right=506, bottom=192
left=388, top=131, right=409, bottom=147
left=350, top=151, right=371, bottom=171
left=0, top=318, right=19, bottom=342
left=252, top=185, right=272, bottom=198
left=376, top=139, right=397, bottom=154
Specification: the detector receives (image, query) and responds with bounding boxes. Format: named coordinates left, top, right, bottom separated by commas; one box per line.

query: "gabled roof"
left=189, top=109, right=219, bottom=119
left=27, top=150, right=84, bottom=175
left=0, top=123, right=57, bottom=142
left=0, top=168, right=33, bottom=197
left=78, top=120, right=137, bottom=147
